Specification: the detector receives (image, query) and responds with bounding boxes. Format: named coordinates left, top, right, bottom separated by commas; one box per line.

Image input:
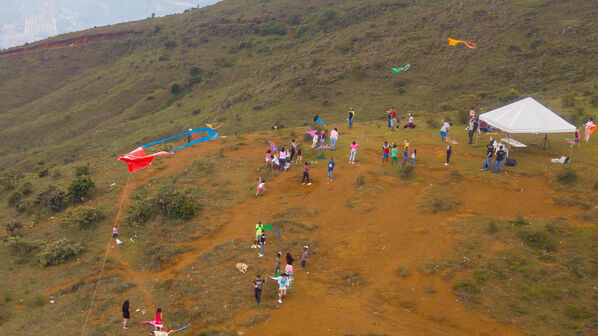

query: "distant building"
left=0, top=2, right=57, bottom=49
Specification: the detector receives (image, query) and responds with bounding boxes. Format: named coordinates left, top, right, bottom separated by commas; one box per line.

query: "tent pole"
left=507, top=133, right=511, bottom=158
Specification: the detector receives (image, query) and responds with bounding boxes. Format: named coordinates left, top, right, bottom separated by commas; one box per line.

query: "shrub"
left=418, top=192, right=461, bottom=213
left=0, top=173, right=16, bottom=190
left=499, top=88, right=520, bottom=103
left=396, top=266, right=411, bottom=278
left=7, top=191, right=23, bottom=207
left=63, top=206, right=104, bottom=230
left=19, top=181, right=33, bottom=195
left=5, top=236, right=43, bottom=255
left=5, top=220, right=23, bottom=235
left=46, top=189, right=67, bottom=211
left=517, top=228, right=557, bottom=252
left=260, top=21, right=287, bottom=36
left=170, top=82, right=181, bottom=94
left=126, top=198, right=158, bottom=226
left=454, top=280, right=480, bottom=302
left=556, top=168, right=577, bottom=185
left=74, top=165, right=90, bottom=177
left=166, top=194, right=196, bottom=220
left=487, top=220, right=499, bottom=234
left=37, top=239, right=86, bottom=266
left=67, top=175, right=95, bottom=202
left=38, top=168, right=49, bottom=178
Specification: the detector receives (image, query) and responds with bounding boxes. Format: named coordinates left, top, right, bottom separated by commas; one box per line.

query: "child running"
left=302, top=162, right=311, bottom=185
left=391, top=144, right=398, bottom=165
left=270, top=273, right=291, bottom=304
left=349, top=141, right=359, bottom=164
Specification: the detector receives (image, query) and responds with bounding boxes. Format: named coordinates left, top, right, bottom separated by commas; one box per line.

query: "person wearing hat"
left=301, top=246, right=308, bottom=268
left=187, top=128, right=193, bottom=143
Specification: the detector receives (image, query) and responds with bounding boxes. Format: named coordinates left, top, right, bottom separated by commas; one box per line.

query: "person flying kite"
left=448, top=38, right=476, bottom=49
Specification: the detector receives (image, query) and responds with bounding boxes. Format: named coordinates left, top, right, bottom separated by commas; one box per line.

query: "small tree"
left=19, top=181, right=33, bottom=195
left=5, top=220, right=23, bottom=235
left=7, top=191, right=23, bottom=207
left=64, top=206, right=104, bottom=230
left=47, top=189, right=67, bottom=211
left=170, top=82, right=181, bottom=94
left=68, top=175, right=95, bottom=203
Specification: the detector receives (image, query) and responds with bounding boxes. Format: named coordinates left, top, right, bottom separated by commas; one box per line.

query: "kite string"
left=80, top=172, right=133, bottom=336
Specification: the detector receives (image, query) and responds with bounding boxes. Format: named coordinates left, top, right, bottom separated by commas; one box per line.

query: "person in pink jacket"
left=349, top=141, right=359, bottom=164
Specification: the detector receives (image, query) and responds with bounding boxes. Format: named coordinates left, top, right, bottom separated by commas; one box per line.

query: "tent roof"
left=479, top=97, right=575, bottom=134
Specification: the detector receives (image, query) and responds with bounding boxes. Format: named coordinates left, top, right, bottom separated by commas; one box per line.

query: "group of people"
left=252, top=222, right=308, bottom=305
left=386, top=107, right=416, bottom=131
left=481, top=138, right=508, bottom=173
left=121, top=302, right=164, bottom=332
left=381, top=140, right=416, bottom=166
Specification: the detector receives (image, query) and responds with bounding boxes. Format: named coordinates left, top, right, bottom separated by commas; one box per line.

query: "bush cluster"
left=4, top=237, right=85, bottom=266
left=63, top=206, right=104, bottom=230
left=126, top=187, right=196, bottom=225
left=67, top=175, right=95, bottom=202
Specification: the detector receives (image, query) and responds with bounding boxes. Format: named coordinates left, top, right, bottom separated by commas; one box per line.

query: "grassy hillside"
left=0, top=0, right=597, bottom=170
left=1, top=0, right=598, bottom=335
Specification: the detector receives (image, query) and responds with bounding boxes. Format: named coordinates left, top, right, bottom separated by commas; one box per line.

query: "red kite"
left=118, top=147, right=172, bottom=173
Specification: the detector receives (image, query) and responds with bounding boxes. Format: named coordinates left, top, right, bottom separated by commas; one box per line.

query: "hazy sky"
left=0, top=0, right=220, bottom=48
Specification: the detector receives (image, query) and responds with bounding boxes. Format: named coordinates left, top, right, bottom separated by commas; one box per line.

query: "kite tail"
left=173, top=325, right=190, bottom=333
left=273, top=228, right=281, bottom=238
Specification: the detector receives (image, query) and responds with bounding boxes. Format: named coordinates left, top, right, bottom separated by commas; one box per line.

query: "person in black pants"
left=122, top=299, right=130, bottom=329
left=253, top=275, right=265, bottom=305
left=302, top=162, right=311, bottom=185
left=445, top=145, right=452, bottom=166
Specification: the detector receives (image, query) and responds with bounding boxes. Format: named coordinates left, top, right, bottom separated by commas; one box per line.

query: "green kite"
left=391, top=64, right=410, bottom=74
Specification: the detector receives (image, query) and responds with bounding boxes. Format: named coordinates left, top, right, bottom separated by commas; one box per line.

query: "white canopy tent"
left=479, top=97, right=575, bottom=150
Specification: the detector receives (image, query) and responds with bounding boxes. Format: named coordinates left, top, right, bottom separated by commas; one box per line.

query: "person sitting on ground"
left=311, top=132, right=319, bottom=148
left=271, top=154, right=280, bottom=169
left=283, top=161, right=291, bottom=172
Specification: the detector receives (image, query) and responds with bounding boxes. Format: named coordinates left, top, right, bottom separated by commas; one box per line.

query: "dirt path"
left=88, top=126, right=587, bottom=335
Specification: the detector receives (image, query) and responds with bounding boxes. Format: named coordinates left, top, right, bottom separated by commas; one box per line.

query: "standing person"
left=296, top=149, right=303, bottom=165
left=493, top=145, right=506, bottom=173
left=349, top=141, right=359, bottom=164
left=584, top=117, right=595, bottom=142
left=187, top=128, right=193, bottom=143
left=348, top=108, right=355, bottom=128
left=311, top=132, right=319, bottom=148
left=481, top=141, right=494, bottom=171
left=290, top=139, right=297, bottom=162
left=275, top=252, right=282, bottom=276
left=122, top=300, right=130, bottom=329
left=466, top=119, right=475, bottom=144
left=469, top=107, right=476, bottom=120
left=302, top=162, right=311, bottom=185
left=265, top=150, right=272, bottom=169
left=401, top=146, right=409, bottom=166
left=270, top=273, right=290, bottom=304
left=445, top=145, right=452, bottom=166
left=410, top=149, right=417, bottom=166
left=285, top=252, right=295, bottom=275
left=301, top=246, right=308, bottom=268
left=112, top=226, right=118, bottom=239
left=407, top=113, right=415, bottom=129
left=381, top=141, right=390, bottom=165
left=440, top=120, right=452, bottom=142
left=253, top=221, right=263, bottom=248
left=254, top=275, right=265, bottom=305
left=328, top=157, right=335, bottom=181
left=389, top=107, right=397, bottom=131
left=259, top=231, right=266, bottom=257
left=256, top=178, right=265, bottom=197
left=320, top=130, right=326, bottom=144
left=391, top=144, right=398, bottom=165
left=279, top=148, right=287, bottom=172
left=330, top=128, right=339, bottom=150
left=155, top=308, right=163, bottom=331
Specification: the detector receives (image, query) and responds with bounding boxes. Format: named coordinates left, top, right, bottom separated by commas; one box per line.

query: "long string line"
left=80, top=172, right=133, bottom=336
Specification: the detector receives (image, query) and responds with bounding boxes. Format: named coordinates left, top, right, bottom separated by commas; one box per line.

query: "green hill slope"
left=0, top=0, right=596, bottom=168
left=0, top=0, right=598, bottom=167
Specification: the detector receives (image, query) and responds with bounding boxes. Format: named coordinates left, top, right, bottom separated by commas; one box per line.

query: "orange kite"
left=448, top=38, right=477, bottom=49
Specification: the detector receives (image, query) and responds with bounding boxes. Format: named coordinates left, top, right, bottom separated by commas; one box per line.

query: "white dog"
left=235, top=263, right=248, bottom=273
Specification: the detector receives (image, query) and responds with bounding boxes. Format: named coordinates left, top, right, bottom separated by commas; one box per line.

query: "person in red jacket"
left=155, top=307, right=164, bottom=331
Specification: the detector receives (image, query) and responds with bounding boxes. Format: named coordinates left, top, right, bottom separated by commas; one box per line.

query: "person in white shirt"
left=330, top=128, right=339, bottom=150
left=278, top=149, right=287, bottom=172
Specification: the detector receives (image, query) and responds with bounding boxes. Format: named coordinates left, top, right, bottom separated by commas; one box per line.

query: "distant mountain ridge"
left=0, top=0, right=219, bottom=48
